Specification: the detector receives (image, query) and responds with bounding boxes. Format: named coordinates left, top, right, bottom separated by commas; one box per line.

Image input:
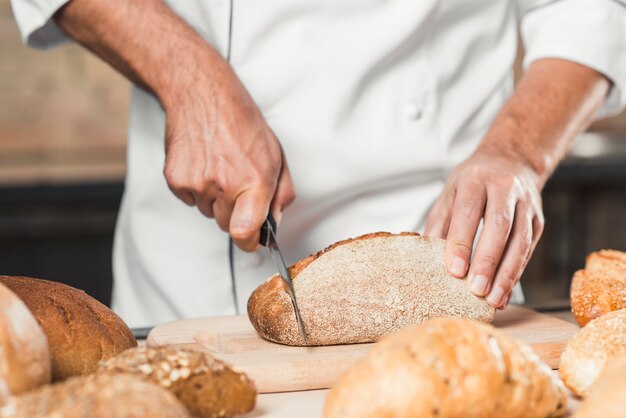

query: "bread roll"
left=0, top=276, right=137, bottom=381
left=97, top=346, right=256, bottom=418
left=560, top=308, right=626, bottom=397
left=248, top=232, right=495, bottom=346
left=0, top=283, right=51, bottom=403
left=0, top=374, right=191, bottom=418
left=570, top=249, right=626, bottom=326
left=324, top=318, right=567, bottom=418
left=573, top=354, right=626, bottom=418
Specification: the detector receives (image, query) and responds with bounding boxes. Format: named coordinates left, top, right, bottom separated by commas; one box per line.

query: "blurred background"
left=1, top=0, right=625, bottom=309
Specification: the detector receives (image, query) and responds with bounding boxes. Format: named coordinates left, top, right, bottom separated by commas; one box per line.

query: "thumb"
left=230, top=186, right=273, bottom=252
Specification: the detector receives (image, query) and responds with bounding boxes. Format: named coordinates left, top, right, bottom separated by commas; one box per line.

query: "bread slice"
left=324, top=318, right=567, bottom=418
left=0, top=283, right=51, bottom=403
left=574, top=354, right=626, bottom=418
left=0, top=276, right=137, bottom=381
left=570, top=250, right=626, bottom=326
left=247, top=232, right=495, bottom=346
left=0, top=374, right=190, bottom=418
left=96, top=346, right=256, bottom=418
left=560, top=308, right=626, bottom=397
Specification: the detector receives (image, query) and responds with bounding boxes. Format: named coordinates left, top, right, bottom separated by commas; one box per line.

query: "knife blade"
left=260, top=213, right=308, bottom=344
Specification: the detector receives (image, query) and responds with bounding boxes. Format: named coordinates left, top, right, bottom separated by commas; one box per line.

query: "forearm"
left=54, top=0, right=227, bottom=108
left=477, top=58, right=610, bottom=188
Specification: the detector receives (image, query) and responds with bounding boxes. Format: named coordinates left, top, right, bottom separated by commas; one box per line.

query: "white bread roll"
left=573, top=354, right=626, bottom=418
left=560, top=308, right=626, bottom=397
left=248, top=232, right=495, bottom=346
left=324, top=318, right=567, bottom=418
left=0, top=283, right=51, bottom=404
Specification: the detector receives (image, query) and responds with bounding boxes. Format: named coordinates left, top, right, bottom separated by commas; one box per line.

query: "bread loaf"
left=573, top=354, right=626, bottom=418
left=0, top=283, right=50, bottom=403
left=96, top=346, right=256, bottom=418
left=0, top=276, right=137, bottom=381
left=248, top=232, right=495, bottom=346
left=570, top=249, right=626, bottom=326
left=324, top=318, right=567, bottom=418
left=560, top=308, right=626, bottom=397
left=0, top=373, right=191, bottom=418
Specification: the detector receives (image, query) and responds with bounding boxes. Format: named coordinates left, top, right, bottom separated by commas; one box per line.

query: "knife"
left=260, top=213, right=308, bottom=344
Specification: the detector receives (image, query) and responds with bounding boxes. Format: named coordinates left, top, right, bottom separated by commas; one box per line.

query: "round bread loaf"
left=0, top=276, right=137, bottom=381
left=96, top=346, right=256, bottom=418
left=324, top=318, right=567, bottom=418
left=0, top=283, right=51, bottom=403
left=248, top=232, right=495, bottom=346
left=560, top=308, right=626, bottom=397
left=573, top=354, right=626, bottom=418
left=0, top=373, right=191, bottom=418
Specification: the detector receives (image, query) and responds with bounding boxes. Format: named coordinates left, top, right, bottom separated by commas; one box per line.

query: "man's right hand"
left=54, top=0, right=295, bottom=251
left=162, top=57, right=296, bottom=251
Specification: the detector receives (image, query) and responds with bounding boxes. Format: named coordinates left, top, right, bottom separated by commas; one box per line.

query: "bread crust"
left=324, top=318, right=567, bottom=418
left=0, top=276, right=137, bottom=381
left=573, top=354, right=626, bottom=418
left=248, top=232, right=494, bottom=346
left=560, top=308, right=626, bottom=397
left=97, top=346, right=256, bottom=418
left=0, top=283, right=51, bottom=403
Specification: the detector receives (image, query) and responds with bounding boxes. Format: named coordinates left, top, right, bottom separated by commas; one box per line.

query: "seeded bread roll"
left=0, top=283, right=51, bottom=403
left=97, top=346, right=256, bottom=418
left=560, top=308, right=626, bottom=397
left=248, top=232, right=495, bottom=346
left=0, top=276, right=137, bottom=381
left=324, top=318, right=567, bottom=418
left=0, top=374, right=190, bottom=418
left=573, top=354, right=626, bottom=418
left=570, top=249, right=626, bottom=326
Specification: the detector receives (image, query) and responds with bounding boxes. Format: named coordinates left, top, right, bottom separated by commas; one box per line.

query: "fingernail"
left=449, top=256, right=467, bottom=277
left=487, top=287, right=505, bottom=307
left=470, top=275, right=489, bottom=296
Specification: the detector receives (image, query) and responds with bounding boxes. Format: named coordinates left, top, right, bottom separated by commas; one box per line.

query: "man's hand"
left=425, top=58, right=610, bottom=309
left=54, top=0, right=296, bottom=250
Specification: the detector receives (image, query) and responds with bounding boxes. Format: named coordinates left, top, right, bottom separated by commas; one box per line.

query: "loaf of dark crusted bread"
left=96, top=346, right=256, bottom=418
left=0, top=276, right=137, bottom=381
left=248, top=232, right=495, bottom=346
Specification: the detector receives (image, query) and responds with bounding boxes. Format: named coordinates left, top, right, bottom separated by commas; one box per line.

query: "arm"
left=425, top=58, right=609, bottom=308
left=54, top=0, right=295, bottom=251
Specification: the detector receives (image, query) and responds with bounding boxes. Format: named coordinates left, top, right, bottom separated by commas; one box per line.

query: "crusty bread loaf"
left=560, top=308, right=626, bottom=397
left=0, top=283, right=51, bottom=403
left=248, top=232, right=495, bottom=346
left=324, top=318, right=567, bottom=418
left=570, top=249, right=626, bottom=326
left=96, top=346, right=256, bottom=418
left=573, top=354, right=626, bottom=418
left=0, top=276, right=137, bottom=381
left=0, top=373, right=191, bottom=418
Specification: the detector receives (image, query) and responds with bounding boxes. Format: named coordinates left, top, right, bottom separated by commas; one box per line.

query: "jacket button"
left=403, top=102, right=423, bottom=120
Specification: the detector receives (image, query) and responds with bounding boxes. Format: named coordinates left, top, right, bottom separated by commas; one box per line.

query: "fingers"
left=443, top=184, right=487, bottom=278
left=424, top=192, right=453, bottom=239
left=230, top=185, right=274, bottom=252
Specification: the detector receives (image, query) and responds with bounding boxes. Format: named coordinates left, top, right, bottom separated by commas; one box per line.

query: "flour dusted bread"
left=324, top=318, right=567, bottom=418
left=560, top=308, right=626, bottom=397
left=0, top=276, right=137, bottom=381
left=248, top=232, right=495, bottom=346
left=0, top=374, right=190, bottom=418
left=96, top=346, right=256, bottom=418
left=573, top=354, right=626, bottom=418
left=0, top=283, right=50, bottom=403
left=570, top=249, right=626, bottom=326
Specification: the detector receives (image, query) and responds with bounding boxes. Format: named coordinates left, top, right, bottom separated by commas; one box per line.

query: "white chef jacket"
left=10, top=0, right=626, bottom=328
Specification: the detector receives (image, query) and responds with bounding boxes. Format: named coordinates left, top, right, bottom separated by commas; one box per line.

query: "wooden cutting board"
left=147, top=306, right=579, bottom=393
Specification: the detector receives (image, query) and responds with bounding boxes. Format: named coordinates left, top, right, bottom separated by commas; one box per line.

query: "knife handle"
left=259, top=212, right=277, bottom=247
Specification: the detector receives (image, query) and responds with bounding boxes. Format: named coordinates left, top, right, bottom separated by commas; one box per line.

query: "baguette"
left=0, top=283, right=50, bottom=403
left=0, top=276, right=137, bottom=381
left=559, top=308, right=626, bottom=397
left=248, top=232, right=495, bottom=346
left=324, top=318, right=567, bottom=418
left=573, top=354, right=626, bottom=418
left=96, top=346, right=256, bottom=418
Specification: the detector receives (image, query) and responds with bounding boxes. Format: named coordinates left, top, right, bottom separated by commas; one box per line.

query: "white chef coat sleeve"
left=10, top=0, right=72, bottom=48
left=519, top=0, right=626, bottom=118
